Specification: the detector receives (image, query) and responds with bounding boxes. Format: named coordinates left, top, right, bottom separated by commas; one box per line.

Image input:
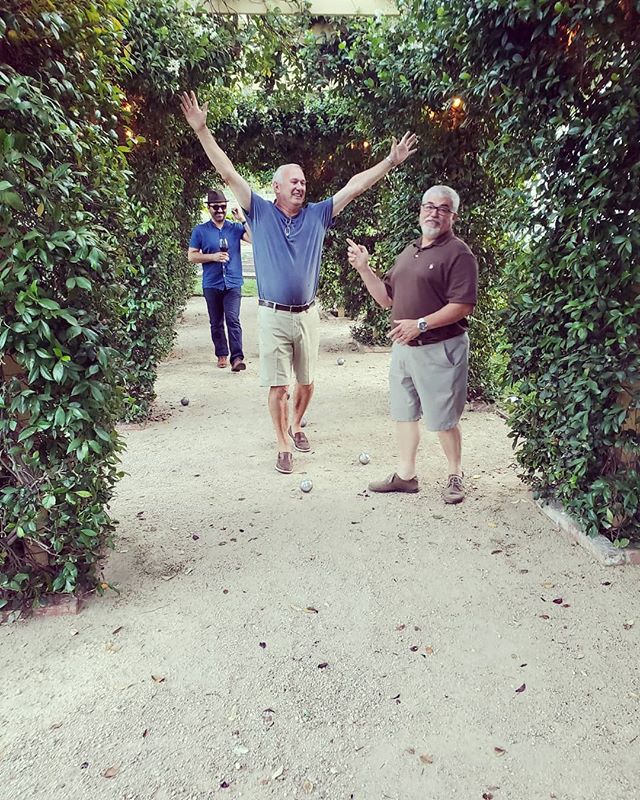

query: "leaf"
left=317, top=662, right=329, bottom=669
left=151, top=675, right=165, bottom=683
left=419, top=753, right=433, bottom=764
left=103, top=765, right=119, bottom=778
left=494, top=746, right=506, bottom=756
left=271, top=766, right=284, bottom=780
left=515, top=683, right=526, bottom=693
left=112, top=626, right=123, bottom=635
left=304, top=606, right=319, bottom=614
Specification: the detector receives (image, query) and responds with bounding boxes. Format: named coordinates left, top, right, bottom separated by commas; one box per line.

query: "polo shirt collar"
left=412, top=230, right=454, bottom=251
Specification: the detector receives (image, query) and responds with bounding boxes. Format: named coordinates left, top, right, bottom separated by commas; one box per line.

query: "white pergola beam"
left=203, top=0, right=398, bottom=15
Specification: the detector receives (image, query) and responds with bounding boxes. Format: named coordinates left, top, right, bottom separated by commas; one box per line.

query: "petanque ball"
left=300, top=479, right=313, bottom=493
left=180, top=397, right=189, bottom=406
left=336, top=357, right=345, bottom=366
left=358, top=452, right=371, bottom=465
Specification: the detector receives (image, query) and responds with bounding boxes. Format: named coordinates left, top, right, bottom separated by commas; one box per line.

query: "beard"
left=421, top=220, right=440, bottom=236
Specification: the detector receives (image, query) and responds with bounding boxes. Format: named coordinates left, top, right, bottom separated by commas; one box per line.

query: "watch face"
left=418, top=320, right=427, bottom=332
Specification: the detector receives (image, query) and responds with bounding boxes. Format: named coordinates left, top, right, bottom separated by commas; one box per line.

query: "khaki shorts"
left=258, top=304, right=320, bottom=387
left=389, top=333, right=469, bottom=431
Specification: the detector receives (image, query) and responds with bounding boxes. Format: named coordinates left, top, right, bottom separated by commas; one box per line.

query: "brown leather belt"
left=258, top=299, right=315, bottom=313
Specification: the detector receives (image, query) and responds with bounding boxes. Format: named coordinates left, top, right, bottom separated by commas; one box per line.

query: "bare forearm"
left=356, top=266, right=392, bottom=308
left=193, top=127, right=251, bottom=208
left=425, top=303, right=475, bottom=329
left=345, top=157, right=393, bottom=198
left=188, top=252, right=218, bottom=264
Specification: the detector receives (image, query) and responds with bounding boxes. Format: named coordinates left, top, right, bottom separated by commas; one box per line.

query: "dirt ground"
left=2, top=297, right=639, bottom=800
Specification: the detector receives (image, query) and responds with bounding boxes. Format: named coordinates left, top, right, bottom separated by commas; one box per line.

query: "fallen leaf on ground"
left=305, top=607, right=319, bottom=614
left=104, top=642, right=121, bottom=652
left=542, top=581, right=555, bottom=588
left=552, top=598, right=563, bottom=604
left=623, top=620, right=635, bottom=630
left=491, top=549, right=503, bottom=555
left=515, top=683, right=526, bottom=693
left=70, top=629, right=79, bottom=636
left=271, top=765, right=284, bottom=780
left=151, top=675, right=165, bottom=683
left=160, top=574, right=177, bottom=581
left=50, top=722, right=63, bottom=730
left=539, top=614, right=550, bottom=620
left=419, top=754, right=433, bottom=764
left=395, top=623, right=406, bottom=631
left=112, top=626, right=123, bottom=635
left=317, top=662, right=329, bottom=669
left=494, top=746, right=506, bottom=756
left=142, top=729, right=149, bottom=737
left=405, top=747, right=416, bottom=755
left=103, top=765, right=119, bottom=779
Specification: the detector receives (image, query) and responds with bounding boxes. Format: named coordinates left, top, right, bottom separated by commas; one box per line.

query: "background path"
left=2, top=298, right=639, bottom=800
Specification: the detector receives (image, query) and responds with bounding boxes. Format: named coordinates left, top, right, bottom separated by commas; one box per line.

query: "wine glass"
left=219, top=237, right=229, bottom=253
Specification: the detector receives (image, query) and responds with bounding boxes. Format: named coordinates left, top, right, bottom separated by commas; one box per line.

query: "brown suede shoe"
left=217, top=356, right=228, bottom=369
left=275, top=452, right=293, bottom=474
left=368, top=473, right=419, bottom=493
left=442, top=474, right=464, bottom=504
left=231, top=358, right=246, bottom=372
left=288, top=426, right=310, bottom=452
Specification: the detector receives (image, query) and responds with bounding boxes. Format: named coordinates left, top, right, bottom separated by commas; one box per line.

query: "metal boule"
left=358, top=452, right=370, bottom=465
left=299, top=479, right=313, bottom=493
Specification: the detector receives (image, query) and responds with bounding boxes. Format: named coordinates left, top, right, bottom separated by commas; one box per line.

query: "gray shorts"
left=389, top=333, right=469, bottom=431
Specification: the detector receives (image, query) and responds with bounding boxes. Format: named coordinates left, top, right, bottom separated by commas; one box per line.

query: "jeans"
left=203, top=286, right=243, bottom=361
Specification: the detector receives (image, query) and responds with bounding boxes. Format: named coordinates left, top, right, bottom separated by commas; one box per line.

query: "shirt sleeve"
left=445, top=252, right=478, bottom=304
left=383, top=268, right=395, bottom=299
left=189, top=227, right=201, bottom=249
left=245, top=191, right=266, bottom=224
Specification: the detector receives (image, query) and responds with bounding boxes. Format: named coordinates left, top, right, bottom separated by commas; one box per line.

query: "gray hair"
left=422, top=185, right=460, bottom=213
left=272, top=163, right=303, bottom=185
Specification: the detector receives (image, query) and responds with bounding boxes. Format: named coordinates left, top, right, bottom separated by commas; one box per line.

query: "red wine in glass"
left=219, top=237, right=229, bottom=253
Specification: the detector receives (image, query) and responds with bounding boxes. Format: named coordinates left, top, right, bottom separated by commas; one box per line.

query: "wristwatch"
left=417, top=317, right=428, bottom=333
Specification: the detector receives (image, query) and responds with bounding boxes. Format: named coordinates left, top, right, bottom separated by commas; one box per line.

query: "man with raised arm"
left=181, top=91, right=417, bottom=475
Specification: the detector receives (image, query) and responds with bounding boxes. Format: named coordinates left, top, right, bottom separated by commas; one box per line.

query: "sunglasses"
left=208, top=203, right=227, bottom=211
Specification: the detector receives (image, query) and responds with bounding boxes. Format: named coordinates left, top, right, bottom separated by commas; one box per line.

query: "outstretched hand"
left=388, top=132, right=418, bottom=166
left=346, top=238, right=370, bottom=272
left=180, top=91, right=208, bottom=132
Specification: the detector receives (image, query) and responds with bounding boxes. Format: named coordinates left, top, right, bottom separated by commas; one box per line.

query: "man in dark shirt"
left=188, top=189, right=250, bottom=371
left=347, top=185, right=478, bottom=503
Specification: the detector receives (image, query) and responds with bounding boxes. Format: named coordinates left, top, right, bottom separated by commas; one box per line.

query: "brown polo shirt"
left=383, top=230, right=478, bottom=345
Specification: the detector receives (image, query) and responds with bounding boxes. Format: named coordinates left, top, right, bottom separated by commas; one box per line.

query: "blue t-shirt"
left=244, top=192, right=334, bottom=305
left=189, top=219, right=245, bottom=290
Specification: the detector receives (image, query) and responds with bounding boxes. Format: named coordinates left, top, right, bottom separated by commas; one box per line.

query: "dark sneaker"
left=231, top=358, right=246, bottom=372
left=368, top=473, right=419, bottom=493
left=276, top=452, right=293, bottom=474
left=442, top=474, right=464, bottom=504
left=288, top=426, right=310, bottom=452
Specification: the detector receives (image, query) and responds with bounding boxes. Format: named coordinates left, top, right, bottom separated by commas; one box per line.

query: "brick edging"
left=536, top=499, right=640, bottom=566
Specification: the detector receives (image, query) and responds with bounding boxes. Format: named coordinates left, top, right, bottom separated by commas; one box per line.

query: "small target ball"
left=359, top=452, right=370, bottom=465
left=336, top=357, right=345, bottom=366
left=180, top=397, right=189, bottom=406
left=300, top=479, right=313, bottom=493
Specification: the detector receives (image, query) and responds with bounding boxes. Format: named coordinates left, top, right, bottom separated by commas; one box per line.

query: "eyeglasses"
left=421, top=202, right=454, bottom=216
left=208, top=203, right=227, bottom=211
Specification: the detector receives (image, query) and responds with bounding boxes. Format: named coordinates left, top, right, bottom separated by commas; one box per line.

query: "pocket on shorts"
left=442, top=334, right=468, bottom=367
